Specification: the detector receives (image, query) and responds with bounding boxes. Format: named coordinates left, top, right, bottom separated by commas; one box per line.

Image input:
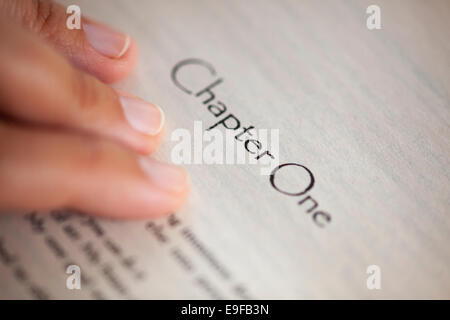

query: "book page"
left=0, top=0, right=449, bottom=299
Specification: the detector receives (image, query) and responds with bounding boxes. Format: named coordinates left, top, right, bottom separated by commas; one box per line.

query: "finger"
left=0, top=0, right=137, bottom=83
left=0, top=19, right=164, bottom=155
left=0, top=122, right=189, bottom=219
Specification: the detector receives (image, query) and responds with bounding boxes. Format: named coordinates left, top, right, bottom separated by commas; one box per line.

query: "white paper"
left=0, top=0, right=449, bottom=299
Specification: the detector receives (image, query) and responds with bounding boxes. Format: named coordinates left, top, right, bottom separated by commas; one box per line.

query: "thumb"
left=0, top=0, right=138, bottom=83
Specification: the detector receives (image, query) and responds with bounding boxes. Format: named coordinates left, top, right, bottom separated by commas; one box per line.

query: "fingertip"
left=98, top=164, right=190, bottom=220
left=143, top=170, right=190, bottom=219
left=138, top=157, right=190, bottom=195
left=1, top=0, right=140, bottom=83
left=134, top=123, right=166, bottom=155
left=79, top=36, right=139, bottom=83
left=103, top=37, right=139, bottom=83
left=112, top=89, right=166, bottom=155
left=141, top=183, right=190, bottom=220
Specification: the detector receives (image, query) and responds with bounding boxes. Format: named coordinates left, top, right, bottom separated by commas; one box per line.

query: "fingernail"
left=139, top=157, right=189, bottom=193
left=83, top=21, right=131, bottom=58
left=119, top=95, right=165, bottom=136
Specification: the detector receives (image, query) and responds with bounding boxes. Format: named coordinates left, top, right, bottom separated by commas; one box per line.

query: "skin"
left=0, top=0, right=190, bottom=219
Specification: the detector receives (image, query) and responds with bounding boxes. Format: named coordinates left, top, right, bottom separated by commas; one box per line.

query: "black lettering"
left=207, top=114, right=241, bottom=131
left=208, top=101, right=227, bottom=117
left=298, top=195, right=318, bottom=213
left=196, top=78, right=223, bottom=104
left=171, top=58, right=217, bottom=94
left=313, top=211, right=331, bottom=227
left=244, top=139, right=261, bottom=154
left=270, top=163, right=314, bottom=196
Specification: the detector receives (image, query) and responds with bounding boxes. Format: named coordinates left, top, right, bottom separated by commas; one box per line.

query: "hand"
left=0, top=0, right=189, bottom=218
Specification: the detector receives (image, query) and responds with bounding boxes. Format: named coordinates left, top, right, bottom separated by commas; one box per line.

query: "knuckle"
left=72, top=71, right=94, bottom=110
left=71, top=71, right=103, bottom=114
left=84, top=141, right=106, bottom=170
left=77, top=135, right=126, bottom=174
left=30, top=0, right=55, bottom=35
left=1, top=0, right=60, bottom=37
left=78, top=136, right=109, bottom=172
left=70, top=71, right=119, bottom=120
